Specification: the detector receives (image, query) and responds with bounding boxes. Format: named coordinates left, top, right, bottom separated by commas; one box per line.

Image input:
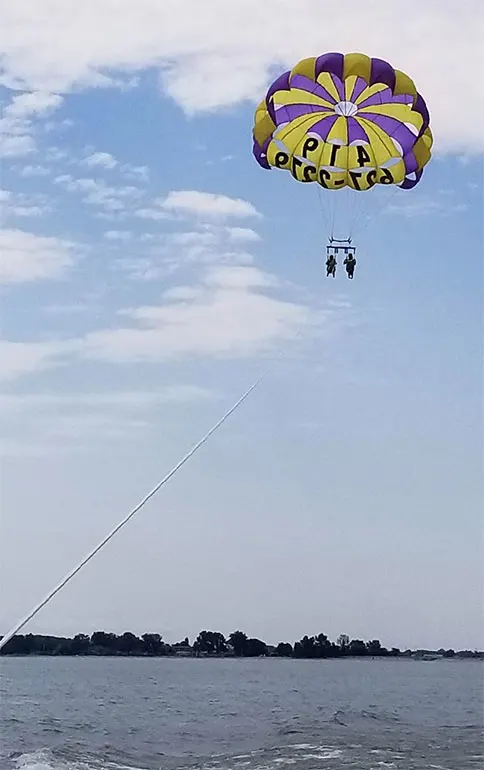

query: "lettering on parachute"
left=273, top=136, right=396, bottom=191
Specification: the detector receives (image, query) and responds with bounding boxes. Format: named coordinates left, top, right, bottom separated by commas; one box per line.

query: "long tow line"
left=0, top=371, right=268, bottom=652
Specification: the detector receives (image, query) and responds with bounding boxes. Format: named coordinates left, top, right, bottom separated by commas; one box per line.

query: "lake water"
left=0, top=657, right=482, bottom=770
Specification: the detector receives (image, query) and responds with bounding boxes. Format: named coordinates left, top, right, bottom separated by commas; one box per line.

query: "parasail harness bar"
left=326, top=237, right=356, bottom=257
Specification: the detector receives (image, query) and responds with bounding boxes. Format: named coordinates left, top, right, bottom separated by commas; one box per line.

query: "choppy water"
left=0, top=657, right=482, bottom=770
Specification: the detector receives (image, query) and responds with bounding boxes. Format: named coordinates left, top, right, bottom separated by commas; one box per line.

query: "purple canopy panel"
left=357, top=87, right=393, bottom=109
left=308, top=114, right=338, bottom=141
left=413, top=93, right=430, bottom=135
left=349, top=76, right=370, bottom=104
left=360, top=113, right=421, bottom=155
left=289, top=74, right=338, bottom=104
left=315, top=52, right=345, bottom=81
left=252, top=136, right=272, bottom=170
left=370, top=57, right=396, bottom=91
left=265, top=71, right=290, bottom=124
left=347, top=117, right=370, bottom=145
left=403, top=150, right=419, bottom=175
left=253, top=142, right=269, bottom=169
left=400, top=169, right=423, bottom=189
left=275, top=103, right=329, bottom=125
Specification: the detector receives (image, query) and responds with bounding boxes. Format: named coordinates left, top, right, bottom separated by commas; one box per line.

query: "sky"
left=0, top=0, right=483, bottom=652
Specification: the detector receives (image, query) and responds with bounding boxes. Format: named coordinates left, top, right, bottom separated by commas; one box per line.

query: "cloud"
left=0, top=340, right=64, bottom=382
left=83, top=151, right=118, bottom=169
left=0, top=90, right=63, bottom=157
left=44, top=117, right=74, bottom=133
left=0, top=134, right=35, bottom=157
left=42, top=303, right=91, bottom=315
left=0, top=229, right=76, bottom=284
left=0, top=385, right=213, bottom=413
left=120, top=164, right=150, bottom=182
left=0, top=1, right=481, bottom=152
left=117, top=219, right=261, bottom=281
left=17, top=164, right=51, bottom=177
left=0, top=188, right=52, bottom=219
left=80, top=151, right=150, bottom=181
left=104, top=230, right=133, bottom=241
left=0, top=385, right=215, bottom=456
left=385, top=195, right=469, bottom=218
left=5, top=91, right=63, bottom=118
left=54, top=174, right=143, bottom=213
left=160, top=190, right=261, bottom=220
left=81, top=264, right=316, bottom=363
left=45, top=146, right=69, bottom=163
left=134, top=207, right=168, bottom=221
left=227, top=227, right=261, bottom=243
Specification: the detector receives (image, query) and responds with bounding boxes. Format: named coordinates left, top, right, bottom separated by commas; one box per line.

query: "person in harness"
left=343, top=253, right=356, bottom=279
left=326, top=253, right=337, bottom=278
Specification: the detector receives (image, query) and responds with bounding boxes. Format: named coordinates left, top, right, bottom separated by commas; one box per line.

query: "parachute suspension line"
left=316, top=185, right=334, bottom=240
left=348, top=189, right=370, bottom=242
left=0, top=370, right=272, bottom=652
left=328, top=186, right=338, bottom=241
left=347, top=187, right=360, bottom=242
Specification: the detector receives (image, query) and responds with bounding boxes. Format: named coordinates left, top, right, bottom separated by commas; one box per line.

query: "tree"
left=245, top=638, right=268, bottom=657
left=90, top=631, right=118, bottom=653
left=349, top=639, right=367, bottom=656
left=142, top=633, right=164, bottom=656
left=337, top=634, right=350, bottom=653
left=71, top=634, right=90, bottom=655
left=114, top=632, right=141, bottom=655
left=228, top=631, right=248, bottom=656
left=366, top=639, right=382, bottom=656
left=193, top=631, right=227, bottom=656
left=275, top=642, right=293, bottom=657
left=314, top=633, right=333, bottom=658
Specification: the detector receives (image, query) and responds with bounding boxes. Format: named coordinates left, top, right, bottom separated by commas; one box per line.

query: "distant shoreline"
left=2, top=630, right=482, bottom=659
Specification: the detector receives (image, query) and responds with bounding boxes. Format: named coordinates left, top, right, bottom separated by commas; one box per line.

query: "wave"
left=10, top=748, right=149, bottom=770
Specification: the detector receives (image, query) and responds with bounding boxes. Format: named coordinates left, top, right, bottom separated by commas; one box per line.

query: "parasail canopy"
left=252, top=52, right=433, bottom=194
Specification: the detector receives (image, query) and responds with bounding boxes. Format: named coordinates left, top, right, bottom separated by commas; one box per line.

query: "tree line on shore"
left=1, top=629, right=481, bottom=658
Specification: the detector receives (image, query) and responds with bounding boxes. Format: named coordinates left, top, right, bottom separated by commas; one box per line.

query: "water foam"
left=12, top=749, right=148, bottom=770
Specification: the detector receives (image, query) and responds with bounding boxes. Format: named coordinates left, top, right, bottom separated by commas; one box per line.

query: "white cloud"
left=17, top=164, right=51, bottom=176
left=43, top=303, right=90, bottom=315
left=118, top=221, right=260, bottom=281
left=5, top=91, right=63, bottom=118
left=80, top=151, right=149, bottom=180
left=45, top=146, right=69, bottom=163
left=54, top=174, right=143, bottom=212
left=0, top=385, right=213, bottom=413
left=160, top=190, right=261, bottom=220
left=0, top=229, right=75, bottom=283
left=0, top=1, right=481, bottom=151
left=0, top=188, right=52, bottom=219
left=134, top=207, right=168, bottom=221
left=120, top=164, right=150, bottom=182
left=227, top=227, right=261, bottom=243
left=386, top=195, right=468, bottom=218
left=8, top=205, right=46, bottom=217
left=0, top=134, right=35, bottom=157
left=81, top=264, right=316, bottom=363
left=44, top=118, right=74, bottom=132
left=104, top=230, right=133, bottom=241
left=0, top=340, right=63, bottom=382
left=83, top=151, right=118, bottom=169
left=0, top=385, right=215, bottom=456
left=118, top=220, right=262, bottom=281
left=0, top=90, right=63, bottom=157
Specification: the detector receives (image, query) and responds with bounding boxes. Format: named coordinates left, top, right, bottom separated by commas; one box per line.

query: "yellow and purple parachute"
left=252, top=52, right=433, bottom=194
